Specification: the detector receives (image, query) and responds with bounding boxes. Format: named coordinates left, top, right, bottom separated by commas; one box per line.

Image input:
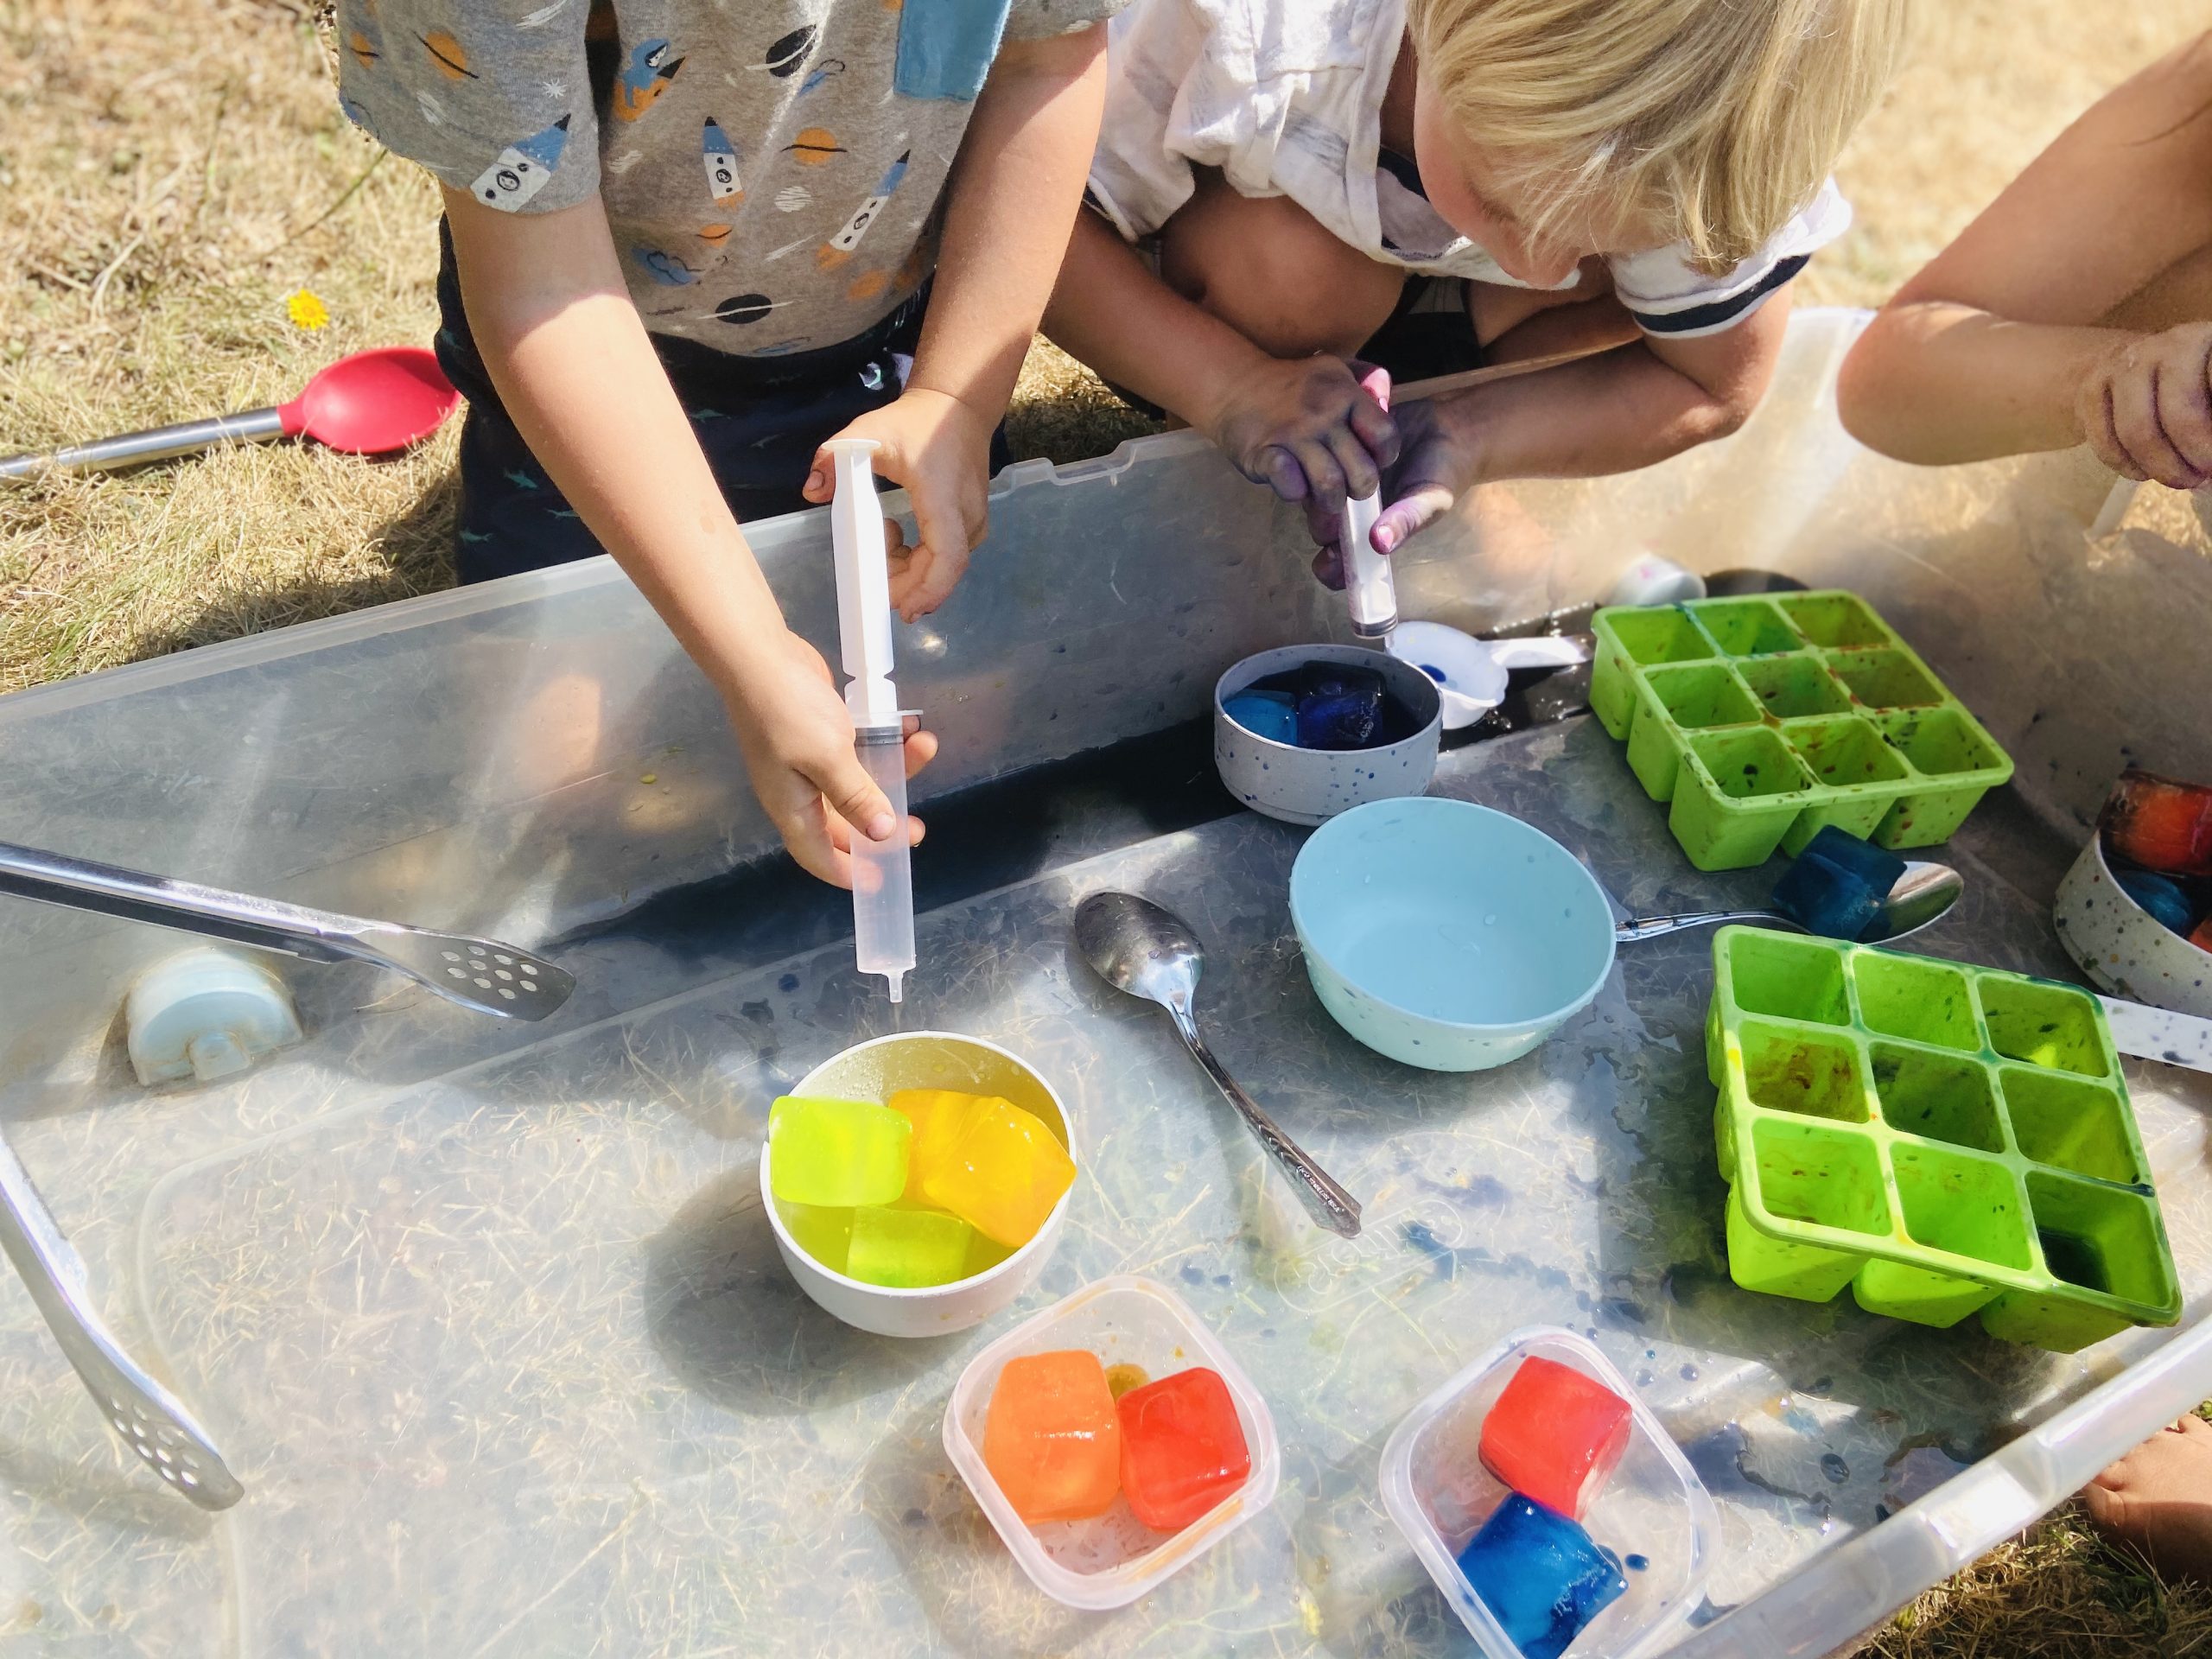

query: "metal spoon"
left=1614, top=861, right=1963, bottom=945
left=1073, top=891, right=1363, bottom=1238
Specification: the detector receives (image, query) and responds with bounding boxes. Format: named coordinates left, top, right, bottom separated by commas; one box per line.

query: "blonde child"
left=338, top=0, right=1120, bottom=887
left=1046, top=0, right=1910, bottom=572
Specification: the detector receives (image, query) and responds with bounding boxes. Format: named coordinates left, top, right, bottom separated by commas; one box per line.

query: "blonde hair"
left=1407, top=0, right=1913, bottom=274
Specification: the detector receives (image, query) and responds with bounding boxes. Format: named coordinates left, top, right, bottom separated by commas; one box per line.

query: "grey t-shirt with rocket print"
left=337, top=0, right=1119, bottom=358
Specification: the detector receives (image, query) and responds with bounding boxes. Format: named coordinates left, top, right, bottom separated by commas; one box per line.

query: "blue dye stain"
left=1624, top=1554, right=1649, bottom=1572
left=1680, top=1363, right=1700, bottom=1382
left=1404, top=1221, right=1457, bottom=1281
left=1180, top=1263, right=1207, bottom=1286
left=1421, top=664, right=1446, bottom=681
left=778, top=973, right=800, bottom=992
left=1821, top=1452, right=1850, bottom=1484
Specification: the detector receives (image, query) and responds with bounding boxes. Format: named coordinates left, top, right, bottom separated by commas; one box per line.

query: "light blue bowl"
left=1290, top=799, right=1618, bottom=1071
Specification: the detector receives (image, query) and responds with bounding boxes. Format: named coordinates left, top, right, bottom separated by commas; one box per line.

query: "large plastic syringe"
left=826, top=438, right=916, bottom=1002
left=1342, top=490, right=1397, bottom=641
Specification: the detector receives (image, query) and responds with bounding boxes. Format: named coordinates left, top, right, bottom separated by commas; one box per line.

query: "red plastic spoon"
left=0, top=346, right=460, bottom=480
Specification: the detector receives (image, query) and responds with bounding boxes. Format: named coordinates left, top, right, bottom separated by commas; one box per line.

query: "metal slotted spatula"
left=0, top=841, right=575, bottom=1020
left=0, top=1131, right=245, bottom=1510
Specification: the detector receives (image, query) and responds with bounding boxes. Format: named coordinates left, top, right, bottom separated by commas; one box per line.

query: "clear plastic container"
left=942, top=1274, right=1281, bottom=1610
left=1379, top=1325, right=1719, bottom=1659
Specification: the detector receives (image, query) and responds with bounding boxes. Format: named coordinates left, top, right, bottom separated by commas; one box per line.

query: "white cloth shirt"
left=1088, top=0, right=1852, bottom=338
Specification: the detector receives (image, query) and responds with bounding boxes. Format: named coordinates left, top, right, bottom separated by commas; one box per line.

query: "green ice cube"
left=767, top=1096, right=910, bottom=1208
left=779, top=1201, right=854, bottom=1273
left=845, top=1205, right=975, bottom=1288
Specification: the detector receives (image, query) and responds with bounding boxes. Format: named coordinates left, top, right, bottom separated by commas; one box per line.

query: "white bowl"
left=942, top=1275, right=1280, bottom=1610
left=1214, top=643, right=1442, bottom=826
left=2054, top=832, right=2212, bottom=1019
left=760, top=1031, right=1076, bottom=1338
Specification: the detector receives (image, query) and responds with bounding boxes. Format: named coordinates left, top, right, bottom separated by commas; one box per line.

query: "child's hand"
left=2076, top=324, right=2212, bottom=491
left=721, top=628, right=936, bottom=888
left=806, top=388, right=995, bottom=621
left=1302, top=394, right=1473, bottom=586
left=1202, top=355, right=1399, bottom=520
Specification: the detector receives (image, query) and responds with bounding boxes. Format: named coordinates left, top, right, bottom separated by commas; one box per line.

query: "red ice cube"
left=2104, top=769, right=2212, bottom=879
left=1478, top=1356, right=1632, bottom=1522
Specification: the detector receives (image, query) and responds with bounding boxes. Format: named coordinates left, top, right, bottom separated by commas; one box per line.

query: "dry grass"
left=1866, top=1503, right=2212, bottom=1659
left=3, top=0, right=2211, bottom=1647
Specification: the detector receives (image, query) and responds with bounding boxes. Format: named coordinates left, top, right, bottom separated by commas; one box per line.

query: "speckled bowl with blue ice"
left=1213, top=643, right=1443, bottom=827
left=1291, top=798, right=1618, bottom=1071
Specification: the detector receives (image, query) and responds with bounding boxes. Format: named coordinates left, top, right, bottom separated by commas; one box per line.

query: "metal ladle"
left=1614, top=861, right=1963, bottom=946
left=1074, top=891, right=1363, bottom=1238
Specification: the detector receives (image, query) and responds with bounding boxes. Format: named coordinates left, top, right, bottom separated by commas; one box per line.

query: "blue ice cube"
left=1800, top=826, right=1906, bottom=894
left=1224, top=691, right=1297, bottom=745
left=1456, top=1495, right=1626, bottom=1659
left=2113, top=868, right=2198, bottom=937
left=1294, top=669, right=1384, bottom=750
left=1771, top=851, right=1880, bottom=941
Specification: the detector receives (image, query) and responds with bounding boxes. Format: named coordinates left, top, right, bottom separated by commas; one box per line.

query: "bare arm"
left=1044, top=210, right=1396, bottom=508
left=800, top=24, right=1109, bottom=617
left=443, top=189, right=931, bottom=886
left=1837, top=34, right=2212, bottom=469
left=1339, top=297, right=1790, bottom=556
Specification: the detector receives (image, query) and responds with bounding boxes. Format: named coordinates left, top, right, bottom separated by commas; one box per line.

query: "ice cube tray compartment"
left=1590, top=593, right=2014, bottom=870
left=1705, top=927, right=2181, bottom=1351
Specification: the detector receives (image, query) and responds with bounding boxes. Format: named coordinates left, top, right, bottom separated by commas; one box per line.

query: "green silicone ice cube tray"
left=1591, top=593, right=2014, bottom=871
left=1704, top=926, right=2182, bottom=1352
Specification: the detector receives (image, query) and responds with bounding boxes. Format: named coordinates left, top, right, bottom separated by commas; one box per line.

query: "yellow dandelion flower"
left=287, top=289, right=331, bottom=331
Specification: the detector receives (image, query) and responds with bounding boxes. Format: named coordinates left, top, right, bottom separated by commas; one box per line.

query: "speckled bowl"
left=2054, top=832, right=2212, bottom=1018
left=1213, top=644, right=1443, bottom=827
left=1291, top=798, right=1617, bottom=1071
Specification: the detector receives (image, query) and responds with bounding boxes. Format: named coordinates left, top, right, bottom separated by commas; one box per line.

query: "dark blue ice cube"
left=1294, top=668, right=1385, bottom=751
left=1224, top=690, right=1298, bottom=745
left=1800, top=826, right=1906, bottom=894
left=1771, top=851, right=1881, bottom=942
left=1456, top=1495, right=1627, bottom=1659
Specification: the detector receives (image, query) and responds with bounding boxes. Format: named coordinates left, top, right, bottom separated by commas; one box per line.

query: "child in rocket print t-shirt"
left=334, top=0, right=1117, bottom=891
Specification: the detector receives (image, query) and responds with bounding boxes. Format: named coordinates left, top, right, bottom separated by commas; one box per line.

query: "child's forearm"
left=1044, top=210, right=1275, bottom=433
left=1437, top=301, right=1790, bottom=484
left=442, top=190, right=788, bottom=696
left=1838, top=302, right=2134, bottom=465
left=908, top=25, right=1110, bottom=423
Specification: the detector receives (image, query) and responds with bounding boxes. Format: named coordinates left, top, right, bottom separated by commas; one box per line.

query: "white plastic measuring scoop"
left=1337, top=492, right=1588, bottom=727
left=825, top=438, right=917, bottom=1001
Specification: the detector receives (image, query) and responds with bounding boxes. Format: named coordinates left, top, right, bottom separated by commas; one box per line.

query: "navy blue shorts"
left=432, top=221, right=1008, bottom=584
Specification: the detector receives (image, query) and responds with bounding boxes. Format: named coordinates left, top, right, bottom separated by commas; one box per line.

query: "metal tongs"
left=0, top=840, right=575, bottom=1020
left=0, top=839, right=576, bottom=1508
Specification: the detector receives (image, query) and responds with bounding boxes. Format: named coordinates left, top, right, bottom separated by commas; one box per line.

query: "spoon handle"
left=0, top=408, right=286, bottom=478
left=1169, top=1008, right=1363, bottom=1238
left=1614, top=908, right=1800, bottom=944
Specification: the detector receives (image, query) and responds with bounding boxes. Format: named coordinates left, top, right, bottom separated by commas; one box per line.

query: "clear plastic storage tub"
left=1381, top=1326, right=1719, bottom=1659
left=942, top=1274, right=1281, bottom=1610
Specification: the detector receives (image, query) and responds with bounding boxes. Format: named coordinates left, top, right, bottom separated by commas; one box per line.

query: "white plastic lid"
left=942, top=1275, right=1280, bottom=1611
left=124, top=946, right=303, bottom=1087
left=1379, top=1325, right=1719, bottom=1659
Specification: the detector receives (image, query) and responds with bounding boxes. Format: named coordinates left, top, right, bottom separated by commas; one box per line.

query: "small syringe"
left=826, top=438, right=916, bottom=1002
left=1342, top=490, right=1397, bottom=643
